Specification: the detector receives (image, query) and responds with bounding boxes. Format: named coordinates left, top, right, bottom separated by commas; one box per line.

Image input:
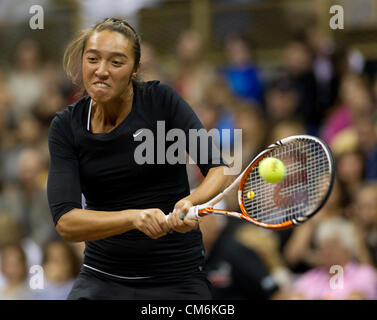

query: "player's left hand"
left=168, top=199, right=199, bottom=233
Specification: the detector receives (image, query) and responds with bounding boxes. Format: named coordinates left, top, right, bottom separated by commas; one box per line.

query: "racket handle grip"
left=165, top=206, right=200, bottom=221
left=186, top=206, right=199, bottom=220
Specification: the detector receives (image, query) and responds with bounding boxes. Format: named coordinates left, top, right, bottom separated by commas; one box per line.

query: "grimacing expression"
left=82, top=30, right=138, bottom=103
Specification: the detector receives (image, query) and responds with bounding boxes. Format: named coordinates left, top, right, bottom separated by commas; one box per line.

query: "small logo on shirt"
left=133, top=130, right=144, bottom=138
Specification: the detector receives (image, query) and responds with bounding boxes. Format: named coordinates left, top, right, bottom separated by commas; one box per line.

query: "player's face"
left=82, top=30, right=138, bottom=103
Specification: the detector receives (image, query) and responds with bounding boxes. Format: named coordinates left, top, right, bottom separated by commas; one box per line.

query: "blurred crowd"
left=0, top=22, right=377, bottom=300
left=166, top=28, right=377, bottom=300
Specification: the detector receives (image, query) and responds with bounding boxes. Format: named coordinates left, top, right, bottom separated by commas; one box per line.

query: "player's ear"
left=132, top=63, right=141, bottom=78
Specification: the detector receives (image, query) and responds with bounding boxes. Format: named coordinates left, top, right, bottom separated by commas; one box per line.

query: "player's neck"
left=91, top=85, right=134, bottom=130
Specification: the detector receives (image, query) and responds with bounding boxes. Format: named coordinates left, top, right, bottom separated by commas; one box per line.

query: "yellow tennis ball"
left=258, top=157, right=286, bottom=183
left=247, top=190, right=255, bottom=199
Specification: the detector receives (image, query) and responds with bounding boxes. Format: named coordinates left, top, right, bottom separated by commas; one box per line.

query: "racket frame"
left=188, top=135, right=335, bottom=230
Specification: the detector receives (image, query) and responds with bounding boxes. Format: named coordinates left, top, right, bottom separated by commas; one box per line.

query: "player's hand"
left=168, top=199, right=199, bottom=233
left=133, top=208, right=171, bottom=239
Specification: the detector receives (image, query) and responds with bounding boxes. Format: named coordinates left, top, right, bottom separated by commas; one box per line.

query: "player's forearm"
left=184, top=166, right=233, bottom=206
left=56, top=208, right=139, bottom=242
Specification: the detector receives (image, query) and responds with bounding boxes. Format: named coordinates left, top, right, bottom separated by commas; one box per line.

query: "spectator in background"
left=232, top=223, right=293, bottom=294
left=321, top=74, right=374, bottom=147
left=304, top=27, right=338, bottom=114
left=2, top=112, right=44, bottom=183
left=32, top=241, right=80, bottom=300
left=186, top=79, right=250, bottom=191
left=282, top=40, right=318, bottom=134
left=0, top=244, right=31, bottom=300
left=0, top=213, right=42, bottom=281
left=187, top=101, right=223, bottom=189
left=0, top=70, right=16, bottom=152
left=139, top=42, right=167, bottom=83
left=336, top=148, right=365, bottom=200
left=7, top=39, right=44, bottom=120
left=353, top=116, right=377, bottom=180
left=32, top=89, right=65, bottom=134
left=329, top=105, right=377, bottom=180
left=201, top=78, right=246, bottom=154
left=264, top=79, right=299, bottom=125
left=283, top=178, right=355, bottom=274
left=32, top=62, right=67, bottom=131
left=349, top=182, right=377, bottom=268
left=286, top=218, right=377, bottom=300
left=16, top=115, right=43, bottom=149
left=202, top=77, right=264, bottom=157
left=372, top=74, right=377, bottom=106
left=267, top=120, right=306, bottom=145
left=220, top=33, right=264, bottom=105
left=233, top=105, right=266, bottom=168
left=170, top=29, right=216, bottom=107
left=0, top=169, right=4, bottom=211
left=2, top=148, right=56, bottom=246
left=201, top=215, right=279, bottom=300
left=196, top=101, right=222, bottom=132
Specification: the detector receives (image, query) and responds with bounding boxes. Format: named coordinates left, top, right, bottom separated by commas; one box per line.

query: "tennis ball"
left=247, top=190, right=255, bottom=199
left=258, top=157, right=286, bottom=183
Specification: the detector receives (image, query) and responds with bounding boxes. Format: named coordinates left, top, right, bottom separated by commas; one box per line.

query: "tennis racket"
left=184, top=135, right=335, bottom=230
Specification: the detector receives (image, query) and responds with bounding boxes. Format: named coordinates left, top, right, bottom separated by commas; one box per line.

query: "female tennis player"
left=47, top=18, right=230, bottom=300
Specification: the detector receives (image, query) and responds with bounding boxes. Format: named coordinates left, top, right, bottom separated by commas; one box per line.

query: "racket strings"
left=241, top=139, right=331, bottom=225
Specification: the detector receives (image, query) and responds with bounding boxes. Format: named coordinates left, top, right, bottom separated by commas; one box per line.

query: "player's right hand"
left=132, top=209, right=171, bottom=239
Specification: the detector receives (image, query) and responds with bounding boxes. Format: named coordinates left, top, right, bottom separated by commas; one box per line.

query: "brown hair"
left=42, top=240, right=81, bottom=279
left=0, top=213, right=23, bottom=249
left=1, top=243, right=28, bottom=281
left=63, top=17, right=141, bottom=92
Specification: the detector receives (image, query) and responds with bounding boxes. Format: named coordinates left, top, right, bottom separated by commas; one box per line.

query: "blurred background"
left=0, top=0, right=377, bottom=300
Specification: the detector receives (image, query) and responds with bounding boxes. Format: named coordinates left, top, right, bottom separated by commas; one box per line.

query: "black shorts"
left=68, top=266, right=212, bottom=300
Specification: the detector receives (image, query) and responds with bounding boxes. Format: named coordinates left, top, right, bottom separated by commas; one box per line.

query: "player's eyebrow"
left=84, top=49, right=128, bottom=59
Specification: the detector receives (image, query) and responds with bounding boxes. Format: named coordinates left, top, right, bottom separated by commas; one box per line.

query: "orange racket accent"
left=239, top=214, right=293, bottom=229
left=198, top=208, right=293, bottom=229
